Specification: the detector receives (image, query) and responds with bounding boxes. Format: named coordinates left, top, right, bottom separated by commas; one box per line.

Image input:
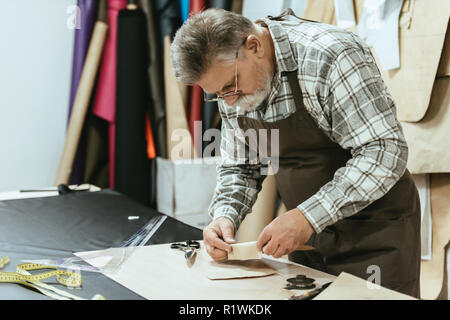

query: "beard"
left=227, top=67, right=274, bottom=112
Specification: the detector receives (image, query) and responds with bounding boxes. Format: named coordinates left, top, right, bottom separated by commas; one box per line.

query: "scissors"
left=170, top=240, right=201, bottom=264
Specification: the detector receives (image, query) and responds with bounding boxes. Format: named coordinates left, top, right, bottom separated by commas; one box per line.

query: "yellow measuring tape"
left=0, top=256, right=105, bottom=300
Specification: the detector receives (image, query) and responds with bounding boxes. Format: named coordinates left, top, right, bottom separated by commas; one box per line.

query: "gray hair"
left=171, top=8, right=256, bottom=85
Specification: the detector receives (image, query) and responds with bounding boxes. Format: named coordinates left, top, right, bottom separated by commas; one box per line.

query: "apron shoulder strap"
left=266, top=8, right=318, bottom=23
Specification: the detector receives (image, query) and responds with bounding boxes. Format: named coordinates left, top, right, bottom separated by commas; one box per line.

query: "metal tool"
left=23, top=215, right=168, bottom=273
left=284, top=274, right=316, bottom=290
left=289, top=281, right=333, bottom=300
left=171, top=240, right=201, bottom=263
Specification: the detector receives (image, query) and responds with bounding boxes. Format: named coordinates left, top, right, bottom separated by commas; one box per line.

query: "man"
left=171, top=8, right=421, bottom=297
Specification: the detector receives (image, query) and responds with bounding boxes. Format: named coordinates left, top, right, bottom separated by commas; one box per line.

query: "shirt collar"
left=261, top=18, right=298, bottom=75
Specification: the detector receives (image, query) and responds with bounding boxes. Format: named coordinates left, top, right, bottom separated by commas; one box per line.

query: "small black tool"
left=289, top=282, right=333, bottom=300
left=57, top=184, right=72, bottom=195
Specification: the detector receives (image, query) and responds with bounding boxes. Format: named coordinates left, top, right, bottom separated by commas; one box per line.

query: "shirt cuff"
left=209, top=206, right=243, bottom=232
left=297, top=194, right=339, bottom=234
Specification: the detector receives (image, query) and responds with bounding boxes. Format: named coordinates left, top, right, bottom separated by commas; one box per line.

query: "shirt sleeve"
left=297, top=46, right=409, bottom=233
left=207, top=105, right=267, bottom=231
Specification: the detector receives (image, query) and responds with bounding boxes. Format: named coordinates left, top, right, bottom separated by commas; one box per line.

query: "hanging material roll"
left=115, top=4, right=153, bottom=206
left=188, top=0, right=206, bottom=157
left=138, top=0, right=168, bottom=159
left=164, top=36, right=195, bottom=160
left=154, top=0, right=182, bottom=49
left=180, top=0, right=190, bottom=22
left=68, top=0, right=98, bottom=185
left=91, top=0, right=127, bottom=189
left=54, top=0, right=109, bottom=186
left=68, top=0, right=98, bottom=118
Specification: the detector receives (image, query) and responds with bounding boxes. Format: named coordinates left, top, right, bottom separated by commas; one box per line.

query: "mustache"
left=231, top=72, right=273, bottom=111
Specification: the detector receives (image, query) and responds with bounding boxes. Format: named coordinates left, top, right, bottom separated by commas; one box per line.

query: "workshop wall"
left=0, top=0, right=76, bottom=192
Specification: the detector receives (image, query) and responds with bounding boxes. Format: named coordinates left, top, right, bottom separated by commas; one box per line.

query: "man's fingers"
left=205, top=243, right=228, bottom=262
left=220, top=223, right=236, bottom=244
left=262, top=239, right=279, bottom=256
left=204, top=226, right=232, bottom=253
left=256, top=226, right=272, bottom=251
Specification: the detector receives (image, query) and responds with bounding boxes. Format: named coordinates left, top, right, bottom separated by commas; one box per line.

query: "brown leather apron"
left=236, top=57, right=421, bottom=297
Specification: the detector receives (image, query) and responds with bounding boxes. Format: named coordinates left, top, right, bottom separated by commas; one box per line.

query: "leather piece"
left=0, top=190, right=202, bottom=299
left=187, top=1, right=206, bottom=157
left=208, top=0, right=231, bottom=11
left=69, top=0, right=98, bottom=117
left=237, top=69, right=421, bottom=298
left=91, top=0, right=127, bottom=188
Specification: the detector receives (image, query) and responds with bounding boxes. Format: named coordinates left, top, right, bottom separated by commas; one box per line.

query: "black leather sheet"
left=0, top=190, right=202, bottom=300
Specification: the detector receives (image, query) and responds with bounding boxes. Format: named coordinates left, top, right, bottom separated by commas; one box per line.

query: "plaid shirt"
left=208, top=17, right=408, bottom=233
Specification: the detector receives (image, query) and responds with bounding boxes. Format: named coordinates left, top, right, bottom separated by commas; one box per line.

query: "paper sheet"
left=334, top=0, right=356, bottom=29
left=402, top=78, right=450, bottom=173
left=75, top=243, right=336, bottom=300
left=314, top=272, right=416, bottom=300
left=358, top=0, right=404, bottom=70
left=420, top=174, right=450, bottom=300
left=228, top=241, right=262, bottom=260
left=411, top=174, right=432, bottom=260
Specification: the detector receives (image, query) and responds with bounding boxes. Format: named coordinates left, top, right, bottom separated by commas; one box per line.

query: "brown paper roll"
left=236, top=174, right=277, bottom=242
left=54, top=21, right=109, bottom=185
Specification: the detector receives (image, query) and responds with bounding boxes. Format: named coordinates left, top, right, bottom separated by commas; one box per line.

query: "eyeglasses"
left=203, top=44, right=244, bottom=103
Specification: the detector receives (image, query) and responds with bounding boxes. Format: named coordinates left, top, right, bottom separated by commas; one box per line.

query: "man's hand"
left=256, top=208, right=314, bottom=258
left=203, top=217, right=236, bottom=262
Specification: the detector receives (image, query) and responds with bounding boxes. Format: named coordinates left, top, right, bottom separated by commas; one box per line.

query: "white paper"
left=228, top=241, right=262, bottom=260
left=0, top=184, right=100, bottom=201
left=358, top=0, right=404, bottom=70
left=314, top=272, right=416, bottom=300
left=334, top=0, right=356, bottom=29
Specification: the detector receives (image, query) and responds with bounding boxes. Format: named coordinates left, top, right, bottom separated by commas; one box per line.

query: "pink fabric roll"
left=92, top=0, right=127, bottom=189
left=188, top=0, right=206, bottom=157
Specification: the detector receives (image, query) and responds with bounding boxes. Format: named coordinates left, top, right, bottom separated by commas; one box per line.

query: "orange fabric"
left=188, top=1, right=207, bottom=156
left=145, top=112, right=156, bottom=159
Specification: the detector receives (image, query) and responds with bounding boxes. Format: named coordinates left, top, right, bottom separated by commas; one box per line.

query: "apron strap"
left=267, top=7, right=318, bottom=23
left=284, top=71, right=306, bottom=120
